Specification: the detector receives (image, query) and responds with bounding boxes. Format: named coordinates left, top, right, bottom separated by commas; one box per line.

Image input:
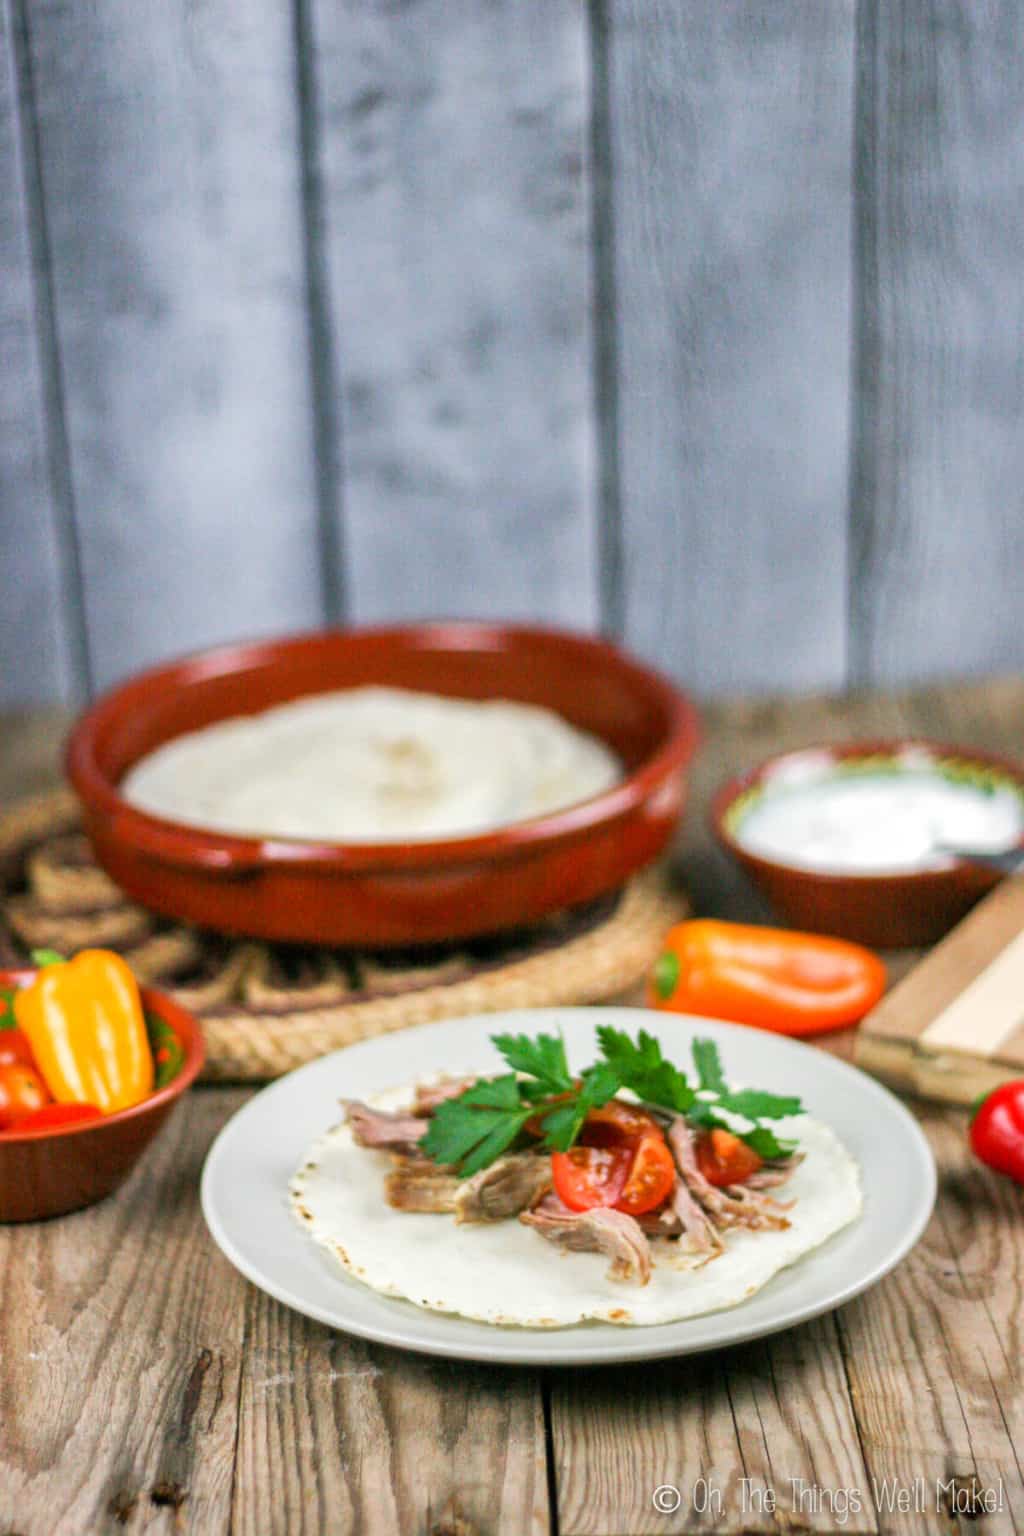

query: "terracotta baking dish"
left=712, top=739, right=1021, bottom=948
left=68, top=624, right=699, bottom=946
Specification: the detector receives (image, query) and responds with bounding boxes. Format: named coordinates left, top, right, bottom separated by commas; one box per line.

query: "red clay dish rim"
left=67, top=622, right=702, bottom=875
left=711, top=737, right=1024, bottom=887
left=0, top=969, right=205, bottom=1142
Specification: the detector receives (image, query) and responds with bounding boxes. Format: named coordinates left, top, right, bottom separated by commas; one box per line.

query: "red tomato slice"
left=617, top=1130, right=681, bottom=1210
left=9, top=1102, right=102, bottom=1135
left=0, top=1062, right=50, bottom=1129
left=695, top=1127, right=763, bottom=1188
left=551, top=1144, right=632, bottom=1210
left=0, top=1029, right=36, bottom=1071
left=614, top=1134, right=676, bottom=1216
left=579, top=1101, right=663, bottom=1148
left=551, top=1131, right=677, bottom=1218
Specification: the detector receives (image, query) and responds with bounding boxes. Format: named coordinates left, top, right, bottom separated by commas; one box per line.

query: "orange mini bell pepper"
left=646, top=920, right=886, bottom=1037
left=14, top=949, right=154, bottom=1114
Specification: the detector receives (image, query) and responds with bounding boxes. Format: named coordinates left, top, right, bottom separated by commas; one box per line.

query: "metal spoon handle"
left=935, top=842, right=1024, bottom=875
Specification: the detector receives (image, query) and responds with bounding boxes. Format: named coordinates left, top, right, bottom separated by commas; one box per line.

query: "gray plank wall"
left=0, top=0, right=1021, bottom=707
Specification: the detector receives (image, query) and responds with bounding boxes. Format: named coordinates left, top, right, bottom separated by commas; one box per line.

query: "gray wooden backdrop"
left=2, top=0, right=1022, bottom=708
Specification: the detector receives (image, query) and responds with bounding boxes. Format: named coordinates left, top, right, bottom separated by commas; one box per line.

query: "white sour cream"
left=735, top=768, right=1024, bottom=874
left=121, top=687, right=621, bottom=843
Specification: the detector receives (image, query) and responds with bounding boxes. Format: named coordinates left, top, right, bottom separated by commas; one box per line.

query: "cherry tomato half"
left=695, top=1127, right=763, bottom=1188
left=0, top=1029, right=36, bottom=1071
left=9, top=1102, right=102, bottom=1134
left=552, top=1122, right=677, bottom=1218
left=579, top=1100, right=663, bottom=1148
left=551, top=1144, right=632, bottom=1211
left=0, top=1062, right=51, bottom=1128
left=614, top=1134, right=677, bottom=1215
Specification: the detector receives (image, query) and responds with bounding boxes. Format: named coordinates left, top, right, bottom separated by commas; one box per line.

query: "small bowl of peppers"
left=0, top=949, right=204, bottom=1221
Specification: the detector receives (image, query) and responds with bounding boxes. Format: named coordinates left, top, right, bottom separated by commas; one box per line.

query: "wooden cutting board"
left=855, top=875, right=1024, bottom=1104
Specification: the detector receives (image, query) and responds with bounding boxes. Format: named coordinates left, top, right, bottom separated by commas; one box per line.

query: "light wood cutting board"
left=855, top=875, right=1024, bottom=1104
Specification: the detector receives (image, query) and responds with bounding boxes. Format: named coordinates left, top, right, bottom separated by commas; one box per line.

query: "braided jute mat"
left=0, top=789, right=687, bottom=1081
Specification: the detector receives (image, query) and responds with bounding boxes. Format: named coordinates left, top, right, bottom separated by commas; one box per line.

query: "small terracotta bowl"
left=0, top=971, right=204, bottom=1221
left=711, top=740, right=1024, bottom=949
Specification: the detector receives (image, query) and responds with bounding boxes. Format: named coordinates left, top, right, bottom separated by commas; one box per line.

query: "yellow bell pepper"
left=14, top=949, right=154, bottom=1114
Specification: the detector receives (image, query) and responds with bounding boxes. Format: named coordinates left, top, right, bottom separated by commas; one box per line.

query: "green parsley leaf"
left=419, top=1075, right=534, bottom=1175
left=692, top=1037, right=727, bottom=1094
left=742, top=1125, right=798, bottom=1160
left=686, top=1092, right=800, bottom=1161
left=596, top=1025, right=695, bottom=1113
left=491, top=1031, right=573, bottom=1094
left=716, top=1088, right=802, bottom=1121
left=536, top=1061, right=620, bottom=1151
left=0, top=987, right=17, bottom=1030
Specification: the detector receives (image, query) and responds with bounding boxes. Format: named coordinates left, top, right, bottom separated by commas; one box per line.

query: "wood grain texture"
left=0, top=0, right=78, bottom=706
left=551, top=1317, right=877, bottom=1534
left=606, top=0, right=855, bottom=695
left=308, top=0, right=599, bottom=628
left=0, top=1090, right=251, bottom=1536
left=850, top=0, right=1024, bottom=685
left=837, top=1105, right=1024, bottom=1535
left=21, top=0, right=324, bottom=693
left=233, top=1294, right=548, bottom=1536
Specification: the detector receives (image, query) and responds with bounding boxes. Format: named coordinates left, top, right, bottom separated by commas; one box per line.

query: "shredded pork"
left=667, top=1117, right=791, bottom=1232
left=411, top=1076, right=476, bottom=1116
left=520, top=1196, right=652, bottom=1284
left=385, top=1151, right=552, bottom=1223
left=744, top=1153, right=804, bottom=1191
left=454, top=1154, right=553, bottom=1224
left=342, top=1100, right=428, bottom=1152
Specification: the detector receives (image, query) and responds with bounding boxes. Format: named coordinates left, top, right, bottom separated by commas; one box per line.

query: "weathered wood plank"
left=836, top=1106, right=1024, bottom=1535
left=850, top=0, right=1024, bottom=685
left=21, top=0, right=324, bottom=692
left=0, top=1090, right=250, bottom=1536
left=605, top=0, right=855, bottom=695
left=550, top=1316, right=877, bottom=1534
left=232, top=1293, right=549, bottom=1536
left=0, top=0, right=78, bottom=706
left=308, top=0, right=599, bottom=628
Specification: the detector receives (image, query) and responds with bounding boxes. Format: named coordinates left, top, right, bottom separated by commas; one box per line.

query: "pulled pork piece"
left=669, top=1176, right=725, bottom=1257
left=411, top=1076, right=475, bottom=1116
left=385, top=1151, right=552, bottom=1220
left=385, top=1157, right=459, bottom=1212
left=744, top=1153, right=805, bottom=1191
left=454, top=1153, right=553, bottom=1224
left=342, top=1100, right=428, bottom=1152
left=636, top=1205, right=682, bottom=1238
left=521, top=1197, right=652, bottom=1284
left=668, top=1117, right=791, bottom=1233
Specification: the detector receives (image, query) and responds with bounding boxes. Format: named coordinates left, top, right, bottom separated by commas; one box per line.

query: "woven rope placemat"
left=0, top=789, right=687, bottom=1080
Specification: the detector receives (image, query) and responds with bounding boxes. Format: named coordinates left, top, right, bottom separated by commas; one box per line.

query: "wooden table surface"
left=1, top=679, right=1022, bottom=1536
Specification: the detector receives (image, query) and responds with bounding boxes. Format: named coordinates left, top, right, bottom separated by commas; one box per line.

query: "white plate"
left=201, top=1008, right=936, bottom=1366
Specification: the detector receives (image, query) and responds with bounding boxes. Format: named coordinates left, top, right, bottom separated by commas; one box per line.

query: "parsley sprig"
left=419, top=1032, right=619, bottom=1176
left=419, top=1026, right=803, bottom=1175
left=599, top=1027, right=800, bottom=1159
